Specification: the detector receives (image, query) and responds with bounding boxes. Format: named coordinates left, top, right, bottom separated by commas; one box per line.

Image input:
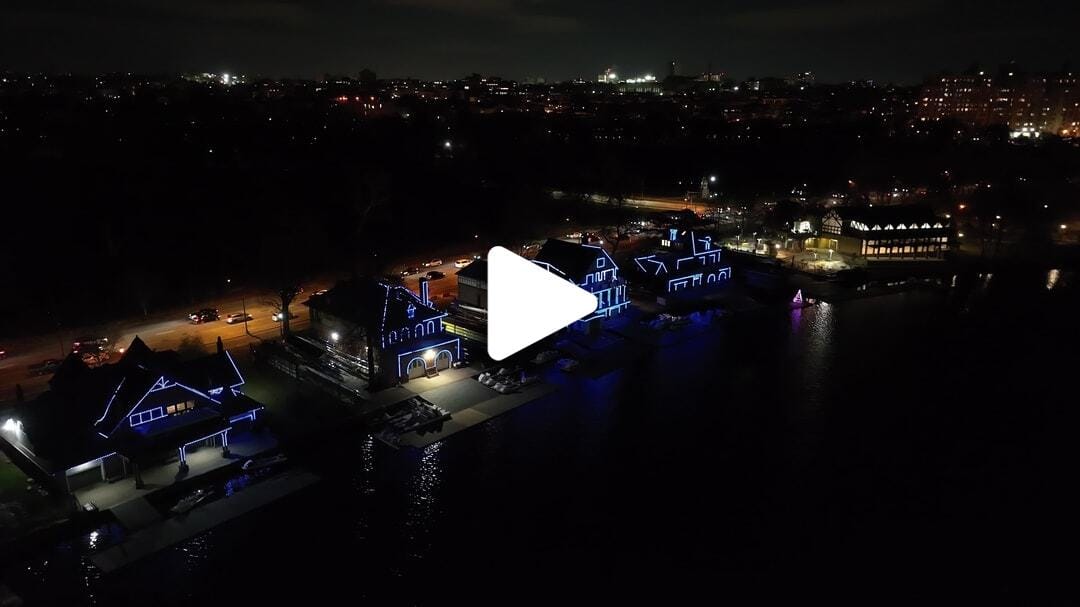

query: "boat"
left=557, top=358, right=579, bottom=372
left=169, top=488, right=212, bottom=515
left=241, top=454, right=288, bottom=471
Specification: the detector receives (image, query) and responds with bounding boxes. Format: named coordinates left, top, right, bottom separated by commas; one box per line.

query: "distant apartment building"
left=916, top=68, right=1080, bottom=137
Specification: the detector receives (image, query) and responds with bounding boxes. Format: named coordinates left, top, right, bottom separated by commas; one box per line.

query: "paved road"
left=0, top=285, right=331, bottom=403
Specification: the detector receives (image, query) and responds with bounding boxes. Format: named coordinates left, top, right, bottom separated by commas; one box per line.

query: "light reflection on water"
left=792, top=301, right=834, bottom=413
left=352, top=434, right=377, bottom=542
left=402, top=442, right=443, bottom=561
left=179, top=529, right=212, bottom=576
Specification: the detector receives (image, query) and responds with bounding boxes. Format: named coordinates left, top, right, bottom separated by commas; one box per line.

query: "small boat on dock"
left=169, top=488, right=212, bottom=516
left=242, top=454, right=288, bottom=471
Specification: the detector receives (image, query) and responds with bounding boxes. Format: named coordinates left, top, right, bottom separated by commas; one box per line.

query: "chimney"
left=419, top=277, right=430, bottom=305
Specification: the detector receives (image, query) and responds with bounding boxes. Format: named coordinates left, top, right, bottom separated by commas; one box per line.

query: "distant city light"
left=330, top=332, right=340, bottom=342
left=443, top=140, right=452, bottom=149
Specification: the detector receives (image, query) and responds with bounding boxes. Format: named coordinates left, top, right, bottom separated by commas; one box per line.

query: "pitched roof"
left=533, top=239, right=606, bottom=282
left=38, top=337, right=245, bottom=436
left=834, top=205, right=946, bottom=227
left=304, top=277, right=443, bottom=336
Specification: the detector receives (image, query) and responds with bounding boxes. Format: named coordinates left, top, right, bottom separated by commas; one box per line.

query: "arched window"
left=415, top=323, right=425, bottom=337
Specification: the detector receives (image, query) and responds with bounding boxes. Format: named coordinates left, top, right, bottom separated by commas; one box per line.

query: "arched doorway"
left=406, top=357, right=426, bottom=380
left=435, top=350, right=453, bottom=371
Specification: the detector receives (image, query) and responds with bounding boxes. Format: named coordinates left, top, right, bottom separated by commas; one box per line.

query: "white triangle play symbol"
left=487, top=245, right=598, bottom=361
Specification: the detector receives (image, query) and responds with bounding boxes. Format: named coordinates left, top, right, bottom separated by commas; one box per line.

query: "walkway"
left=91, top=467, right=319, bottom=572
left=74, top=430, right=279, bottom=511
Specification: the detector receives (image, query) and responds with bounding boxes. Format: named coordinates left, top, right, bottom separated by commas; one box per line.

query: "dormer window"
left=406, top=303, right=416, bottom=319
left=596, top=257, right=605, bottom=269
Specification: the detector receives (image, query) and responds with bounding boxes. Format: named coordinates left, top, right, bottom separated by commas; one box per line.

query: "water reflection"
left=351, top=434, right=377, bottom=542
left=402, top=442, right=443, bottom=561
left=179, top=530, right=213, bottom=576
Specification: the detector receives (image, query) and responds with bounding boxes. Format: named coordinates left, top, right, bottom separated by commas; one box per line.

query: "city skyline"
left=3, top=0, right=1080, bottom=83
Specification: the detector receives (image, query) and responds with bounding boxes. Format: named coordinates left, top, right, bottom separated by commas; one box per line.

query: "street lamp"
left=423, top=349, right=435, bottom=362
left=330, top=332, right=340, bottom=343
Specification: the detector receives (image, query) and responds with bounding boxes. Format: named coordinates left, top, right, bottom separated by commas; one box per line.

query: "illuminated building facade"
left=633, top=229, right=733, bottom=299
left=798, top=207, right=951, bottom=261
left=916, top=69, right=1080, bottom=137
left=0, top=337, right=263, bottom=493
left=533, top=238, right=629, bottom=331
left=305, top=278, right=462, bottom=381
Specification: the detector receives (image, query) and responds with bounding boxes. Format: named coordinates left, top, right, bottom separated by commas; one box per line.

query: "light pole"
left=242, top=296, right=252, bottom=337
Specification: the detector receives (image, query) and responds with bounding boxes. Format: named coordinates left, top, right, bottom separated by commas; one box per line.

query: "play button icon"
left=487, top=245, right=598, bottom=361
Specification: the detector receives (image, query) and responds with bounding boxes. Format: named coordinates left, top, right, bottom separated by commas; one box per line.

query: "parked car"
left=27, top=359, right=63, bottom=376
left=313, top=288, right=329, bottom=296
left=451, top=359, right=470, bottom=369
left=80, top=351, right=108, bottom=367
left=271, top=311, right=298, bottom=322
left=72, top=337, right=109, bottom=354
left=0, top=347, right=6, bottom=360
left=225, top=312, right=253, bottom=324
left=454, top=258, right=472, bottom=268
left=400, top=266, right=421, bottom=277
left=422, top=259, right=443, bottom=268
left=189, top=308, right=219, bottom=324
left=425, top=270, right=446, bottom=280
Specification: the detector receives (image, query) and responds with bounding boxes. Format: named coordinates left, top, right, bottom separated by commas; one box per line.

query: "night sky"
left=3, top=0, right=1079, bottom=82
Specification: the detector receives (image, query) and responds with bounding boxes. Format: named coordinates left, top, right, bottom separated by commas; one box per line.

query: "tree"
left=599, top=158, right=634, bottom=253
left=276, top=285, right=301, bottom=338
left=176, top=335, right=208, bottom=360
left=601, top=192, right=633, bottom=253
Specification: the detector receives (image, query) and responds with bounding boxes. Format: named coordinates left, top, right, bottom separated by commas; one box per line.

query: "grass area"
left=0, top=456, right=27, bottom=499
left=242, top=364, right=356, bottom=444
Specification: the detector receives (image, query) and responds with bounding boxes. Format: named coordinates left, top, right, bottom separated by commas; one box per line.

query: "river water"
left=5, top=268, right=1079, bottom=604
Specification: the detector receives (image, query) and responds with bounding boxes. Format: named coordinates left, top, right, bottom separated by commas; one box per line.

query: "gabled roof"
left=533, top=239, right=611, bottom=282
left=834, top=205, right=946, bottom=227
left=38, top=336, right=245, bottom=436
left=304, top=277, right=444, bottom=337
